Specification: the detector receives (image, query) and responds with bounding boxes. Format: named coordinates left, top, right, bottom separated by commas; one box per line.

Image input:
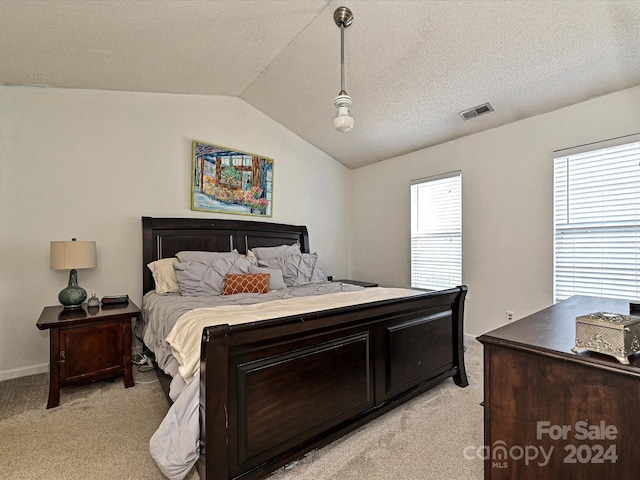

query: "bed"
left=140, top=216, right=469, bottom=480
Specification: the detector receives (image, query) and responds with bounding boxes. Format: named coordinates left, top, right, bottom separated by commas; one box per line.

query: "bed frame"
left=142, top=216, right=468, bottom=480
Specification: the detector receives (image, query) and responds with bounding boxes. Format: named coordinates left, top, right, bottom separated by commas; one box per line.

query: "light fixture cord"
left=340, top=22, right=346, bottom=93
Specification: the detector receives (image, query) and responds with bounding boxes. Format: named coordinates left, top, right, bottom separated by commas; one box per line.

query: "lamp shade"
left=50, top=240, right=97, bottom=270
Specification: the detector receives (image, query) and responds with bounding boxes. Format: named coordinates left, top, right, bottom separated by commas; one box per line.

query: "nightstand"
left=333, top=279, right=379, bottom=287
left=36, top=301, right=140, bottom=408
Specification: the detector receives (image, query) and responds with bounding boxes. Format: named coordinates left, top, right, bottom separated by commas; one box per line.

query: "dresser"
left=478, top=295, right=640, bottom=479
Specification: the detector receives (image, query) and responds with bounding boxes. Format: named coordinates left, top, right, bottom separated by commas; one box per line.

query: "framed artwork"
left=191, top=140, right=274, bottom=217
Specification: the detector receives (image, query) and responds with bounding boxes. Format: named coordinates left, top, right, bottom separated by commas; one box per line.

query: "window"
left=411, top=172, right=462, bottom=290
left=553, top=139, right=640, bottom=302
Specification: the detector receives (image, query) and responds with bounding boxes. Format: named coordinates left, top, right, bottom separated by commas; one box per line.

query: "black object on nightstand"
left=36, top=301, right=140, bottom=408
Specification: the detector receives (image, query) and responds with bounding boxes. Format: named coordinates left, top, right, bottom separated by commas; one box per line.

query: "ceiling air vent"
left=459, top=102, right=494, bottom=120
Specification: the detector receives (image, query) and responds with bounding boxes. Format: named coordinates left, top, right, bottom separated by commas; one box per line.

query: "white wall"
left=350, top=85, right=640, bottom=337
left=0, top=86, right=352, bottom=380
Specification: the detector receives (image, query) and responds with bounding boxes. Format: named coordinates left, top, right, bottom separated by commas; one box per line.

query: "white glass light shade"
left=334, top=111, right=354, bottom=132
left=334, top=94, right=354, bottom=133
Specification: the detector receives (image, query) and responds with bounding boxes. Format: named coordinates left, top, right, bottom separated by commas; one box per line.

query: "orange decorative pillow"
left=223, top=273, right=270, bottom=295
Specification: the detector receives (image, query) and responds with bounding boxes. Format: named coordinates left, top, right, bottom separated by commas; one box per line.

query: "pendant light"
left=333, top=7, right=354, bottom=133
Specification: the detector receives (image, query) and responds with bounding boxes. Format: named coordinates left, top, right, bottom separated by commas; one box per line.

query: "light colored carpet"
left=270, top=339, right=484, bottom=480
left=0, top=366, right=197, bottom=480
left=0, top=341, right=484, bottom=480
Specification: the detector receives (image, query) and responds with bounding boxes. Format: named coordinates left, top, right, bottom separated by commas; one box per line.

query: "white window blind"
left=411, top=172, right=461, bottom=290
left=553, top=140, right=640, bottom=302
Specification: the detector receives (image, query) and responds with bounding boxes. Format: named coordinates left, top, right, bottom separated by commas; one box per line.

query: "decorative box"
left=572, top=312, right=640, bottom=364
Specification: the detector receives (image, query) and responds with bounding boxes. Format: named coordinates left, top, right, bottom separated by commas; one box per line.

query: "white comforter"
left=149, top=286, right=421, bottom=480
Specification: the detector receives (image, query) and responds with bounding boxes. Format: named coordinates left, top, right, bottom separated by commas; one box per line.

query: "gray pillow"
left=251, top=244, right=301, bottom=261
left=258, top=253, right=326, bottom=287
left=249, top=266, right=287, bottom=291
left=175, top=250, right=239, bottom=262
left=174, top=257, right=252, bottom=296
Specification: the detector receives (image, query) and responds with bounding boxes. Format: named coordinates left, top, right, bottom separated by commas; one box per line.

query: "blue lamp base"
left=58, top=269, right=87, bottom=309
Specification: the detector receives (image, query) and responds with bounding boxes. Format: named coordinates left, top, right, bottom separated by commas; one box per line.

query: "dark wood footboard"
left=198, top=285, right=468, bottom=480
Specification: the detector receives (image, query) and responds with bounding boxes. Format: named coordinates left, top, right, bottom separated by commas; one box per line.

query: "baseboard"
left=0, top=362, right=49, bottom=382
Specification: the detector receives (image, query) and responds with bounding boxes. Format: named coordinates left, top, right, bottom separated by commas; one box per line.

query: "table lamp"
left=50, top=238, right=97, bottom=309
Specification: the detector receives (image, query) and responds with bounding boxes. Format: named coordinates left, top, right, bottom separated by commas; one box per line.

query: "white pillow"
left=147, top=257, right=180, bottom=294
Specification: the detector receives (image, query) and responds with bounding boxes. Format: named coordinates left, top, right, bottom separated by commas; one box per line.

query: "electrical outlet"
left=506, top=311, right=515, bottom=322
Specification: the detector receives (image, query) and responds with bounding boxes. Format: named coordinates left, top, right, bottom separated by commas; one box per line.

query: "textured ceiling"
left=2, top=0, right=640, bottom=169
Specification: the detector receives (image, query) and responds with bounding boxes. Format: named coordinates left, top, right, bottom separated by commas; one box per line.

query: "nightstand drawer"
left=60, top=322, right=124, bottom=382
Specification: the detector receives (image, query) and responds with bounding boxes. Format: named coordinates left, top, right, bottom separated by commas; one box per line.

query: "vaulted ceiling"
left=2, top=0, right=640, bottom=169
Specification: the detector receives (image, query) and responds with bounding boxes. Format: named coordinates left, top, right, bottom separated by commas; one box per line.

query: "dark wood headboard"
left=142, top=217, right=310, bottom=294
